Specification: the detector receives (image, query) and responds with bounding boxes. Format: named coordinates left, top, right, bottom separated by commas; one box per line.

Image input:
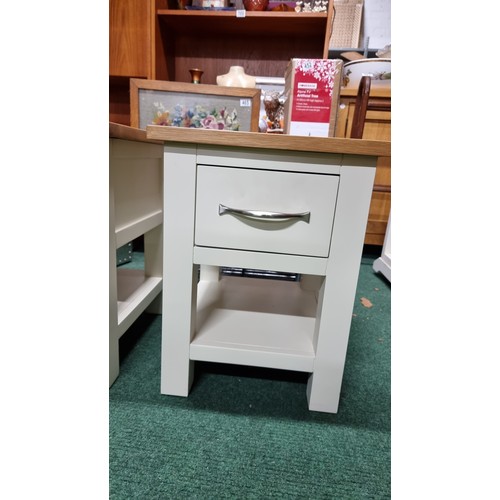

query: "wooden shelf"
left=115, top=211, right=163, bottom=249
left=190, top=277, right=318, bottom=372
left=117, top=269, right=162, bottom=337
left=156, top=9, right=330, bottom=82
left=157, top=10, right=328, bottom=37
left=109, top=1, right=334, bottom=121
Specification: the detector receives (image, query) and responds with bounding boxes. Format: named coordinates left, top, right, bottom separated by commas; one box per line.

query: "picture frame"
left=130, top=79, right=261, bottom=132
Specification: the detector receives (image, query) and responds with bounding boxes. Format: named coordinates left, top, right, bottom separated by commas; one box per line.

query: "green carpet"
left=110, top=252, right=391, bottom=498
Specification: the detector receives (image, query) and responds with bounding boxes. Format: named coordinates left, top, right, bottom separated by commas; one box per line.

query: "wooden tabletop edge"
left=109, top=122, right=163, bottom=144
left=145, top=126, right=391, bottom=157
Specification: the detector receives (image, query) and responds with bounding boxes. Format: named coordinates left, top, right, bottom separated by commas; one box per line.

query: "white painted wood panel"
left=161, top=145, right=198, bottom=397
left=111, top=157, right=163, bottom=230
left=195, top=166, right=339, bottom=257
left=109, top=137, right=164, bottom=387
left=193, top=246, right=327, bottom=276
left=197, top=145, right=342, bottom=175
left=306, top=165, right=376, bottom=413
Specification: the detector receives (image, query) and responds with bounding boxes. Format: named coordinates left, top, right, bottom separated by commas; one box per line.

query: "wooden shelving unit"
left=156, top=9, right=333, bottom=84
left=157, top=10, right=329, bottom=35
left=109, top=0, right=334, bottom=124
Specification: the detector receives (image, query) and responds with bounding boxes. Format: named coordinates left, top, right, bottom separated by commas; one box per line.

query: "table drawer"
left=195, top=165, right=339, bottom=257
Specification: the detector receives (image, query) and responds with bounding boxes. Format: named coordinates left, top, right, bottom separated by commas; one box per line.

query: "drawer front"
left=195, top=165, right=339, bottom=257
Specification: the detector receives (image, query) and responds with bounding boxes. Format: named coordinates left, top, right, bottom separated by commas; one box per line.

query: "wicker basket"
left=329, top=0, right=363, bottom=49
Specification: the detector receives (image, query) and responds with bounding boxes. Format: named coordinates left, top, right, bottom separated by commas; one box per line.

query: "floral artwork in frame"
left=130, top=79, right=261, bottom=132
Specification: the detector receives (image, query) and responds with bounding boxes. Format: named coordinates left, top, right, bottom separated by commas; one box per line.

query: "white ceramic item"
left=342, top=58, right=391, bottom=88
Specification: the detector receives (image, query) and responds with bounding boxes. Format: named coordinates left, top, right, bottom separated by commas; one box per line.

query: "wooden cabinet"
left=156, top=10, right=333, bottom=84
left=110, top=0, right=153, bottom=78
left=109, top=0, right=169, bottom=124
left=109, top=2, right=334, bottom=124
left=335, top=86, right=391, bottom=245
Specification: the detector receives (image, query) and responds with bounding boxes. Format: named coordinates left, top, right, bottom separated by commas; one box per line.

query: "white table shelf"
left=115, top=210, right=163, bottom=249
left=117, top=269, right=162, bottom=338
left=191, top=277, right=317, bottom=372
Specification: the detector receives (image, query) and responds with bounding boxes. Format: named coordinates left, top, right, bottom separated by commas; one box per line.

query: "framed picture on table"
left=130, top=79, right=261, bottom=132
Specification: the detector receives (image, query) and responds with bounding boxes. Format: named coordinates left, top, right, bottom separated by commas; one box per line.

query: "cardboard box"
left=284, top=58, right=344, bottom=137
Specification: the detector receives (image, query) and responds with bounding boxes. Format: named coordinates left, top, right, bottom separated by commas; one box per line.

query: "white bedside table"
left=147, top=127, right=390, bottom=413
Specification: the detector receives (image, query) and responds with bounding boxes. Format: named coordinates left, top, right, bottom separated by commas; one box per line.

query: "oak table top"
left=145, top=125, right=391, bottom=157
left=110, top=122, right=391, bottom=158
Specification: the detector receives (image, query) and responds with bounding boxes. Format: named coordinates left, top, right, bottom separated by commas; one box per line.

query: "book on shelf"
left=283, top=58, right=344, bottom=138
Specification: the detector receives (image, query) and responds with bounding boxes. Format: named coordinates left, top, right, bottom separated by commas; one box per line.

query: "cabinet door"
left=109, top=0, right=153, bottom=78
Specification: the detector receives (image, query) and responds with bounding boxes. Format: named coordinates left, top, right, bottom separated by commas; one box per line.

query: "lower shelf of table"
left=117, top=268, right=162, bottom=338
left=190, top=276, right=319, bottom=372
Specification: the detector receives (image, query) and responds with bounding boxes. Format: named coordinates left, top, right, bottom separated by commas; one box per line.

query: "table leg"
left=161, top=145, right=198, bottom=397
left=307, top=164, right=375, bottom=412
